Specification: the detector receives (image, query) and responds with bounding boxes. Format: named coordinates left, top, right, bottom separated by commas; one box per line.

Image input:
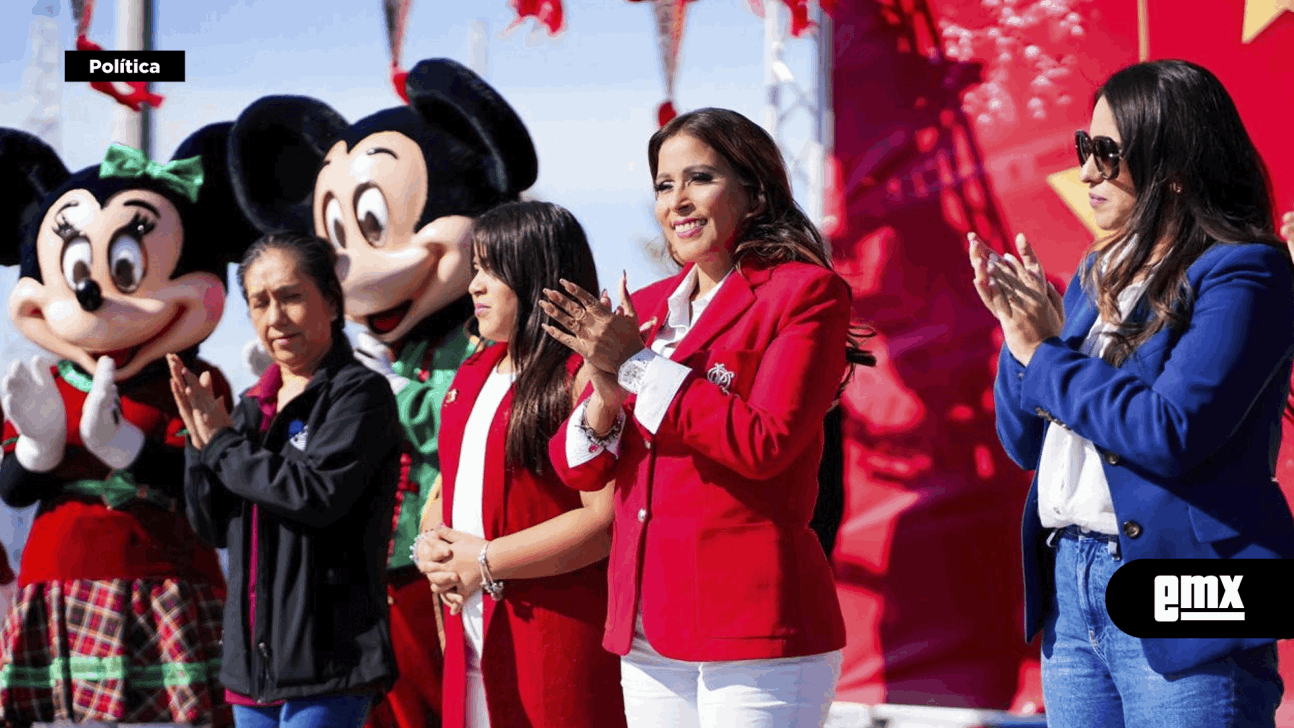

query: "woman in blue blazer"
left=970, top=60, right=1294, bottom=727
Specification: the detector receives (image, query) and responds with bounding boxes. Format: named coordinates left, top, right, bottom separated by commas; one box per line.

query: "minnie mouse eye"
left=109, top=233, right=146, bottom=294
left=61, top=237, right=93, bottom=291
left=355, top=186, right=389, bottom=247
left=325, top=196, right=346, bottom=248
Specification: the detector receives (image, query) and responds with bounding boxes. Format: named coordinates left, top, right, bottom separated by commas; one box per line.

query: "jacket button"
left=644, top=441, right=652, bottom=451
left=1121, top=521, right=1143, bottom=538
left=1017, top=371, right=1025, bottom=380
left=1104, top=451, right=1120, bottom=465
left=637, top=508, right=647, bottom=523
left=387, top=594, right=395, bottom=606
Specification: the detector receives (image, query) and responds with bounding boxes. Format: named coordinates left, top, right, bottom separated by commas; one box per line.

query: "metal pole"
left=469, top=19, right=489, bottom=79
left=109, top=0, right=152, bottom=156
left=815, top=2, right=833, bottom=233
left=763, top=1, right=781, bottom=137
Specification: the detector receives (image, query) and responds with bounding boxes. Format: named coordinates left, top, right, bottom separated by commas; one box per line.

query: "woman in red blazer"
left=541, top=108, right=870, bottom=728
left=414, top=201, right=626, bottom=728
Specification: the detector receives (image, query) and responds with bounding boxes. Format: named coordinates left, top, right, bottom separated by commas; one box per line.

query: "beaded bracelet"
left=580, top=407, right=625, bottom=450
left=478, top=541, right=505, bottom=600
left=410, top=530, right=434, bottom=564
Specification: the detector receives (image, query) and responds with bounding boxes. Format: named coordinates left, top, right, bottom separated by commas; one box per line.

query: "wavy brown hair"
left=467, top=201, right=599, bottom=476
left=647, top=107, right=876, bottom=370
left=1081, top=61, right=1288, bottom=368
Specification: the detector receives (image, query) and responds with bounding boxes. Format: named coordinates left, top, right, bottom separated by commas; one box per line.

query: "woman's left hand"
left=969, top=232, right=1065, bottom=366
left=540, top=273, right=650, bottom=375
left=421, top=526, right=485, bottom=610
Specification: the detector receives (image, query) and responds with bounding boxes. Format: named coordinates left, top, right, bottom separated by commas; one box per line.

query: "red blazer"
left=438, top=343, right=625, bottom=728
left=549, top=259, right=851, bottom=661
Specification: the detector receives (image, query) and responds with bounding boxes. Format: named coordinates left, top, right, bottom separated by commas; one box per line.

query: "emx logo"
left=1107, top=560, right=1294, bottom=638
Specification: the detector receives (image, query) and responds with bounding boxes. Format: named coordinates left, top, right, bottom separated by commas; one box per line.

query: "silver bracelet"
left=478, top=541, right=505, bottom=600
left=580, top=406, right=625, bottom=449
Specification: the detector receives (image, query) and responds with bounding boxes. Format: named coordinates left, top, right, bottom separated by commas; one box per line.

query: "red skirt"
left=0, top=578, right=231, bottom=726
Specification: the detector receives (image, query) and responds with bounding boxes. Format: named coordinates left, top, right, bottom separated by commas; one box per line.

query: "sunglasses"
left=1075, top=130, right=1123, bottom=181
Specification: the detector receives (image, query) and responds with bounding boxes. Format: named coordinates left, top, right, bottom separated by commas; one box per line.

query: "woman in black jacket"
left=170, top=231, right=400, bottom=728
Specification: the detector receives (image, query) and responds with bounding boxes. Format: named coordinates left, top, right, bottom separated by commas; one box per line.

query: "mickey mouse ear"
left=229, top=95, right=349, bottom=234
left=171, top=122, right=264, bottom=274
left=0, top=128, right=70, bottom=268
left=404, top=58, right=539, bottom=198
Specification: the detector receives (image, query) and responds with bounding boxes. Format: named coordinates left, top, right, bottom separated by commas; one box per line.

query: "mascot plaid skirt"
left=0, top=578, right=230, bottom=726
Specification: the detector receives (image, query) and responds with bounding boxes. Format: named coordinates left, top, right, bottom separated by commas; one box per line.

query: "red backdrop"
left=827, top=0, right=1294, bottom=716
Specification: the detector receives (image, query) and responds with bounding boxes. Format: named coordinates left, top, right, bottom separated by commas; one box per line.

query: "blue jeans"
left=1041, top=530, right=1283, bottom=727
left=233, top=694, right=373, bottom=728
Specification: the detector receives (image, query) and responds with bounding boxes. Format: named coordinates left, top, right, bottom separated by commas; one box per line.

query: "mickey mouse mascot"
left=0, top=124, right=256, bottom=727
left=228, top=58, right=538, bottom=728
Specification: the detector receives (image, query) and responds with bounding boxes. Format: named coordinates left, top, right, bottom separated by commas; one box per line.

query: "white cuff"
left=14, top=434, right=65, bottom=473
left=388, top=374, right=411, bottom=396
left=631, top=351, right=692, bottom=435
left=90, top=421, right=145, bottom=470
left=566, top=399, right=623, bottom=468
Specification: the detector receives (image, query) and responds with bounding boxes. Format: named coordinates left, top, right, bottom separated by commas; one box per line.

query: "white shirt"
left=566, top=267, right=732, bottom=467
left=451, top=366, right=516, bottom=659
left=1036, top=278, right=1150, bottom=534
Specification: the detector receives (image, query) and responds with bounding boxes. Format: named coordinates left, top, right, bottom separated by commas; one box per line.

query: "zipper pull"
left=258, top=641, right=270, bottom=659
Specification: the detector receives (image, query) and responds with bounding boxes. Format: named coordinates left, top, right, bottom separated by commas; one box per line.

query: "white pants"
left=465, top=640, right=491, bottom=728
left=620, top=617, right=842, bottom=728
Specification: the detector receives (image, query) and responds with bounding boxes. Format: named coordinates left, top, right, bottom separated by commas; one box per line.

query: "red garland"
left=508, top=0, right=566, bottom=36
left=74, top=35, right=165, bottom=112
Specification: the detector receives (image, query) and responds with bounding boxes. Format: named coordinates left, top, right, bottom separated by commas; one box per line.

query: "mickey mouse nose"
left=75, top=279, right=104, bottom=312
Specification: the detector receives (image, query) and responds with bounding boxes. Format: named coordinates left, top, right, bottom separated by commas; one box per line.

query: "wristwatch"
left=617, top=348, right=655, bottom=395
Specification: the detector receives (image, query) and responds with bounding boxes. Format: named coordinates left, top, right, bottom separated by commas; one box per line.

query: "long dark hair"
left=468, top=201, right=599, bottom=476
left=648, top=107, right=875, bottom=369
left=237, top=230, right=347, bottom=340
left=1081, top=60, right=1287, bottom=367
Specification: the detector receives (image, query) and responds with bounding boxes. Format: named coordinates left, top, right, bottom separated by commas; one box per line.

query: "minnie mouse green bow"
left=98, top=144, right=204, bottom=203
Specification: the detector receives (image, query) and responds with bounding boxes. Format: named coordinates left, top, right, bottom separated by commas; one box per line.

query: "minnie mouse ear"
left=171, top=122, right=263, bottom=276
left=404, top=58, right=538, bottom=198
left=229, top=95, right=349, bottom=233
left=0, top=128, right=70, bottom=268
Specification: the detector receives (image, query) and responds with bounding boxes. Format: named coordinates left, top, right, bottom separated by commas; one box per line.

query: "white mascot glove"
left=80, top=356, right=145, bottom=470
left=354, top=330, right=411, bottom=395
left=1, top=355, right=66, bottom=472
left=243, top=338, right=273, bottom=378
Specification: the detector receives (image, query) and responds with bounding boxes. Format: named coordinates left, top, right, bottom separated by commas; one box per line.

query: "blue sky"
left=0, top=0, right=820, bottom=557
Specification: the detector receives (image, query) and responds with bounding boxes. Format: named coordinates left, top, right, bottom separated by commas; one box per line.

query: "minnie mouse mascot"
left=0, top=123, right=256, bottom=726
left=229, top=58, right=537, bottom=728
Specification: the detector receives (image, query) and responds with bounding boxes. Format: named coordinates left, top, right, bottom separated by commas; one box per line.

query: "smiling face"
left=8, top=188, right=225, bottom=380
left=312, top=131, right=474, bottom=345
left=243, top=248, right=336, bottom=375
left=652, top=133, right=753, bottom=272
left=467, top=247, right=520, bottom=344
left=1082, top=96, right=1138, bottom=232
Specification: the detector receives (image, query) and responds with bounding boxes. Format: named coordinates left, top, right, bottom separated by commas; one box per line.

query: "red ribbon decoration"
left=508, top=0, right=566, bottom=36
left=70, top=0, right=164, bottom=111
left=383, top=0, right=414, bottom=102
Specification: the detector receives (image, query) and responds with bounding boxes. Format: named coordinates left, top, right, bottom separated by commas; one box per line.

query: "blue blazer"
left=994, top=241, right=1294, bottom=675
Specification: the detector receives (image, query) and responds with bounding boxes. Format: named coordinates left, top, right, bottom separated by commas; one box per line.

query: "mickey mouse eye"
left=355, top=186, right=389, bottom=247
left=325, top=196, right=346, bottom=248
left=60, top=237, right=93, bottom=291
left=109, top=233, right=146, bottom=293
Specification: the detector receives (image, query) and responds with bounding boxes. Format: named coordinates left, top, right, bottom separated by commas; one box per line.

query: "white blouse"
left=1036, top=278, right=1150, bottom=534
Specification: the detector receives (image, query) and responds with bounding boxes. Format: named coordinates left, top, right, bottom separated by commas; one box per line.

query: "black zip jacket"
left=184, top=337, right=400, bottom=702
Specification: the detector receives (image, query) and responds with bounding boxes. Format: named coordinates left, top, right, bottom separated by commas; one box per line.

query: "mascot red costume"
left=0, top=124, right=256, bottom=726
left=228, top=58, right=538, bottom=728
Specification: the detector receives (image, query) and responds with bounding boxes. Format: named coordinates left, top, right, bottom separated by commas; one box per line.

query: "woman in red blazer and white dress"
left=540, top=107, right=871, bottom=728
left=413, top=201, right=626, bottom=728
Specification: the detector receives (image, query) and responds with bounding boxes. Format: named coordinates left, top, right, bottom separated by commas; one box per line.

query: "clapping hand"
left=540, top=272, right=654, bottom=376
left=167, top=354, right=233, bottom=450
left=969, top=231, right=1065, bottom=366
left=0, top=355, right=66, bottom=472
left=81, top=356, right=145, bottom=469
